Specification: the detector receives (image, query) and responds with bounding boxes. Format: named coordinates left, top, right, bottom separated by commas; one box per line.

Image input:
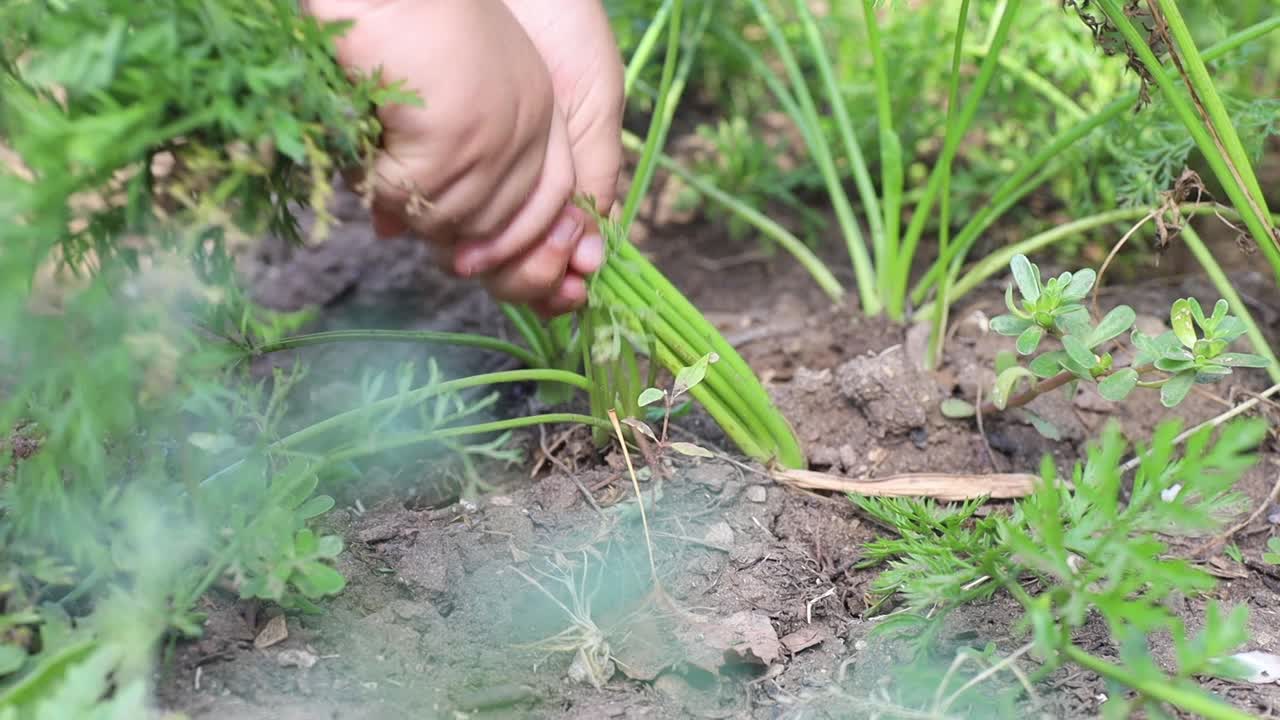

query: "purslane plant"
left=943, top=255, right=1271, bottom=429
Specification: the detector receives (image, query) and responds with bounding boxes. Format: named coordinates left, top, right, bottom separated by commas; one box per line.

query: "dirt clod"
left=835, top=346, right=934, bottom=438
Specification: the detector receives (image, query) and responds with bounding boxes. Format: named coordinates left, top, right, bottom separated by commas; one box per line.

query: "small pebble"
left=704, top=521, right=734, bottom=547
left=746, top=486, right=767, bottom=503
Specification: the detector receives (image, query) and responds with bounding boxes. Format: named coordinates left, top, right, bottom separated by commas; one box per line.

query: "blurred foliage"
left=606, top=0, right=1280, bottom=264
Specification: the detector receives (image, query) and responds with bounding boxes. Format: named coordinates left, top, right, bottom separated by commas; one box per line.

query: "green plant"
left=623, top=352, right=717, bottom=461
left=856, top=418, right=1267, bottom=719
left=1265, top=537, right=1280, bottom=565
left=1224, top=542, right=1244, bottom=563
left=942, top=255, right=1272, bottom=429
left=631, top=2, right=1280, bottom=376
left=0, top=0, right=803, bottom=716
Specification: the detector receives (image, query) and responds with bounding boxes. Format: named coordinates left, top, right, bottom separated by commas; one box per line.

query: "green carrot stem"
left=620, top=0, right=685, bottom=230
left=1094, top=0, right=1280, bottom=285
left=910, top=14, right=1280, bottom=306
left=1154, top=0, right=1270, bottom=212
left=623, top=0, right=675, bottom=97
left=1062, top=645, right=1256, bottom=720
left=252, top=329, right=539, bottom=368
left=747, top=0, right=879, bottom=314
left=893, top=0, right=1023, bottom=318
left=796, top=0, right=885, bottom=271
left=861, top=0, right=903, bottom=307
left=593, top=267, right=772, bottom=456
left=326, top=413, right=612, bottom=464
left=619, top=131, right=845, bottom=302
left=606, top=242, right=804, bottom=467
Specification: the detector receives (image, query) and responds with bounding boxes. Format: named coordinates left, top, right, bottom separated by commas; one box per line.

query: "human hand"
left=499, top=0, right=627, bottom=310
left=306, top=0, right=589, bottom=313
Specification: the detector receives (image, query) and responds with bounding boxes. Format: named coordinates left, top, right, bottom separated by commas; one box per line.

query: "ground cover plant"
left=1, top=0, right=1279, bottom=718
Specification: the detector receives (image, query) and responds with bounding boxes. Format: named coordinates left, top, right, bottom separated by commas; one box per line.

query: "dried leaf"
left=254, top=615, right=288, bottom=650
left=774, top=469, right=1037, bottom=501
left=670, top=442, right=714, bottom=459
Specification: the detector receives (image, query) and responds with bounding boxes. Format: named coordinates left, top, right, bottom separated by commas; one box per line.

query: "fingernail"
left=571, top=234, right=605, bottom=275
left=454, top=246, right=485, bottom=277
left=549, top=213, right=584, bottom=250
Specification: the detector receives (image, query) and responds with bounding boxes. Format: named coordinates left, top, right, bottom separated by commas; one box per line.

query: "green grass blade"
left=1094, top=0, right=1280, bottom=285
left=748, top=0, right=879, bottom=314
left=620, top=130, right=845, bottom=302
left=910, top=14, right=1280, bottom=307
left=1155, top=0, right=1270, bottom=212
left=892, top=0, right=1022, bottom=318
left=620, top=0, right=685, bottom=231
left=925, top=0, right=973, bottom=370
left=795, top=0, right=885, bottom=269
left=861, top=0, right=904, bottom=312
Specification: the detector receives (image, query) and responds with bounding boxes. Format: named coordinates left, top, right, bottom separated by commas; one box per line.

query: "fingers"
left=452, top=106, right=576, bottom=277
left=528, top=273, right=589, bottom=319
left=481, top=205, right=584, bottom=303
left=569, top=232, right=605, bottom=276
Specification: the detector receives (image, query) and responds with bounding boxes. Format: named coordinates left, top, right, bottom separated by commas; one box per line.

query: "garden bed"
left=156, top=186, right=1280, bottom=719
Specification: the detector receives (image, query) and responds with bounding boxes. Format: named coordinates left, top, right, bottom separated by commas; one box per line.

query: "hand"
left=306, top=0, right=585, bottom=309
left=500, top=0, right=627, bottom=316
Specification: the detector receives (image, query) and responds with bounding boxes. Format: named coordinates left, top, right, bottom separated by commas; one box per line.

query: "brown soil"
left=156, top=186, right=1280, bottom=719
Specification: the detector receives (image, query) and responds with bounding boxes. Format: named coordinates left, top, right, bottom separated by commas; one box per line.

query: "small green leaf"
left=993, top=367, right=1035, bottom=409
left=994, top=350, right=1018, bottom=375
left=1187, top=297, right=1207, bottom=329
left=296, top=564, right=346, bottom=597
left=670, top=442, right=715, bottom=459
left=294, top=528, right=318, bottom=555
left=1161, top=371, right=1196, bottom=408
left=1030, top=351, right=1066, bottom=378
left=1062, top=335, right=1097, bottom=371
left=1171, top=299, right=1197, bottom=348
left=1016, top=325, right=1045, bottom=356
left=1209, top=298, right=1228, bottom=326
left=1010, top=255, right=1040, bottom=303
left=1214, top=353, right=1270, bottom=368
left=1004, top=284, right=1023, bottom=316
left=1021, top=409, right=1062, bottom=440
left=296, top=495, right=335, bottom=520
left=991, top=314, right=1033, bottom=336
left=1264, top=537, right=1280, bottom=565
left=1087, top=305, right=1136, bottom=348
left=673, top=353, right=717, bottom=398
left=940, top=399, right=976, bottom=418
left=1061, top=269, right=1096, bottom=300
left=1213, top=316, right=1248, bottom=342
left=1098, top=369, right=1139, bottom=402
left=315, top=535, right=344, bottom=559
left=1053, top=306, right=1092, bottom=337
left=638, top=387, right=665, bottom=407
left=0, top=645, right=26, bottom=676
left=1155, top=357, right=1195, bottom=373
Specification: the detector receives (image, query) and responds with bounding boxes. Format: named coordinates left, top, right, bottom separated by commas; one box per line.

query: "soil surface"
left=157, top=183, right=1280, bottom=719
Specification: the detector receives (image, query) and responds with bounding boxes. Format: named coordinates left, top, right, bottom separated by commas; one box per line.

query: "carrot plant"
left=627, top=2, right=1279, bottom=371
left=855, top=418, right=1268, bottom=720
